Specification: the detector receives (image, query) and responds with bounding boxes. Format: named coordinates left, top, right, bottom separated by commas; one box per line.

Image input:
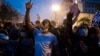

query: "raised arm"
left=25, top=2, right=34, bottom=30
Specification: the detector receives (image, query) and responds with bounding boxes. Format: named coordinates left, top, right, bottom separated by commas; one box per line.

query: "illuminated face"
left=42, top=19, right=51, bottom=33
left=42, top=22, right=49, bottom=30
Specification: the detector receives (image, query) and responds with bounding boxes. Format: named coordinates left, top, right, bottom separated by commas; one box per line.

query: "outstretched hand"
left=26, top=1, right=33, bottom=10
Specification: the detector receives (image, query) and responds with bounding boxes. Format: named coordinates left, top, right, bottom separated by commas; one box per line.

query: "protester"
left=15, top=25, right=34, bottom=56
left=0, top=1, right=100, bottom=56
left=24, top=2, right=59, bottom=56
left=86, top=27, right=99, bottom=56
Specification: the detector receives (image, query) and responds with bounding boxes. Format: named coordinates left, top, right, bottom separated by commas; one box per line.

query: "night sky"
left=5, top=0, right=62, bottom=22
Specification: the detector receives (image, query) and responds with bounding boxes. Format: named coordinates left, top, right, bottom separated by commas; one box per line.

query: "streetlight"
left=52, top=4, right=60, bottom=12
left=51, top=4, right=60, bottom=26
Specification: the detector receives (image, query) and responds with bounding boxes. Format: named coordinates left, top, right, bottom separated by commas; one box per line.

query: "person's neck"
left=43, top=31, right=49, bottom=34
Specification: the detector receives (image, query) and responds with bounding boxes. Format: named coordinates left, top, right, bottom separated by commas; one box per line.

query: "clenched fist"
left=26, top=2, right=33, bottom=10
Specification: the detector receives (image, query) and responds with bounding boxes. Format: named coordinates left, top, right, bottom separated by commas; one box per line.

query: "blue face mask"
left=78, top=29, right=88, bottom=37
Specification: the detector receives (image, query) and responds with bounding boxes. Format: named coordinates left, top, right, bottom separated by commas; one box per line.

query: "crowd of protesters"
left=0, top=2, right=100, bottom=56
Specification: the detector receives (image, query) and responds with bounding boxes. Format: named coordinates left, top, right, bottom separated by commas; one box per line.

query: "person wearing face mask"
left=34, top=19, right=59, bottom=56
left=15, top=25, right=34, bottom=56
left=18, top=25, right=27, bottom=38
left=78, top=27, right=88, bottom=37
left=24, top=2, right=59, bottom=56
left=77, top=23, right=89, bottom=37
left=20, top=31, right=27, bottom=38
left=72, top=24, right=89, bottom=56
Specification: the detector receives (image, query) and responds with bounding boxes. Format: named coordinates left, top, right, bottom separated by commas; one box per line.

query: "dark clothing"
left=15, top=38, right=34, bottom=56
left=86, top=36, right=99, bottom=56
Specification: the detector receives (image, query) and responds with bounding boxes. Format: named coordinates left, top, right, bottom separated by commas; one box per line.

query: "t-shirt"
left=33, top=28, right=43, bottom=36
left=34, top=29, right=58, bottom=56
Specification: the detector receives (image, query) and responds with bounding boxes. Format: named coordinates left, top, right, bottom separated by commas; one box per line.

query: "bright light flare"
left=74, top=0, right=78, bottom=4
left=51, top=4, right=60, bottom=12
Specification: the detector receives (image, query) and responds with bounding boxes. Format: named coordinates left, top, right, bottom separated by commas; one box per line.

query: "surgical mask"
left=43, top=29, right=49, bottom=32
left=20, top=32, right=26, bottom=37
left=79, top=29, right=88, bottom=37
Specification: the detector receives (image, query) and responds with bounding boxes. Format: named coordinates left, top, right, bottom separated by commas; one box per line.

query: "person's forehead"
left=42, top=21, right=49, bottom=24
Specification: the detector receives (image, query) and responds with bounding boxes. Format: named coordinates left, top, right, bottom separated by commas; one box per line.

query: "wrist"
left=26, top=9, right=31, bottom=11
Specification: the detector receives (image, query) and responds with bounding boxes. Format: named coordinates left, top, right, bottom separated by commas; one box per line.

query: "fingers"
left=30, top=0, right=31, bottom=3
left=27, top=0, right=33, bottom=6
left=26, top=0, right=32, bottom=5
left=26, top=2, right=33, bottom=6
left=25, top=0, right=33, bottom=10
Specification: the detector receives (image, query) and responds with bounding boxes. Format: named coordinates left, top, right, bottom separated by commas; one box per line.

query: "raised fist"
left=26, top=2, right=33, bottom=10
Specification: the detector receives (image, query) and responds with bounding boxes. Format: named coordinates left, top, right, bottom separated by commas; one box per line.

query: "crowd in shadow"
left=0, top=2, right=100, bottom=56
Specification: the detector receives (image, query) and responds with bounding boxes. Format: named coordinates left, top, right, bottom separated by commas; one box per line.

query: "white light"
left=52, top=4, right=60, bottom=12
left=74, top=0, right=78, bottom=4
